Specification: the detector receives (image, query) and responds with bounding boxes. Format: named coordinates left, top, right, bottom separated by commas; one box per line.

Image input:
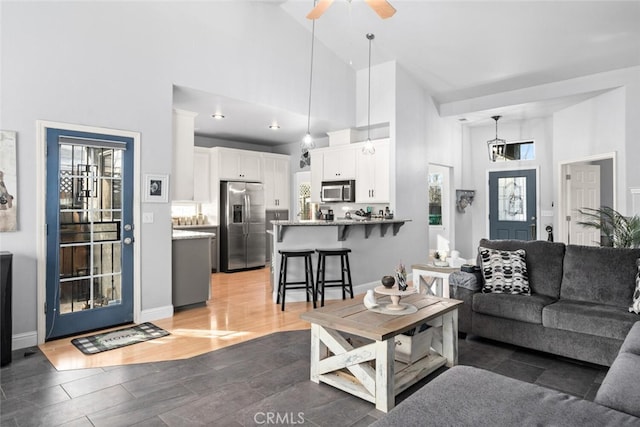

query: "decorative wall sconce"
left=456, top=190, right=475, bottom=213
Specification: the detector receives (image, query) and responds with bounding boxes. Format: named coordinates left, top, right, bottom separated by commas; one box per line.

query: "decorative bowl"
left=381, top=275, right=395, bottom=288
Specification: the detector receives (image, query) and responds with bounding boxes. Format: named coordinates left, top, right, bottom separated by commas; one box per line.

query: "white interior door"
left=567, top=164, right=601, bottom=246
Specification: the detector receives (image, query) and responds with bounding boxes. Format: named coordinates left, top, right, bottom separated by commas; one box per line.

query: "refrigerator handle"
left=244, top=194, right=250, bottom=236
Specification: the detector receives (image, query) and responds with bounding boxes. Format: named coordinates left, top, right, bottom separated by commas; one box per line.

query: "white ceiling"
left=178, top=0, right=640, bottom=146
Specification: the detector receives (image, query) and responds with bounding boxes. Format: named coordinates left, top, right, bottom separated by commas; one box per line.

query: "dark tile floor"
left=0, top=331, right=609, bottom=426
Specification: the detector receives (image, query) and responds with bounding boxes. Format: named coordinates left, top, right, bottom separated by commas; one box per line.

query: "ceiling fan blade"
left=365, top=0, right=396, bottom=19
left=306, top=0, right=335, bottom=20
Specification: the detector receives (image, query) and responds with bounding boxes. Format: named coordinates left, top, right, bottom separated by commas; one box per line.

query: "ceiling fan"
left=307, top=0, right=396, bottom=20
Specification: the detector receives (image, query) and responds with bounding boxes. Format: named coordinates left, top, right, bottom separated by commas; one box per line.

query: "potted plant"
left=577, top=206, right=640, bottom=248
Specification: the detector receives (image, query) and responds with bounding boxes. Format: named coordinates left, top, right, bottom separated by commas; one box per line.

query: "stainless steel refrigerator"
left=219, top=181, right=266, bottom=272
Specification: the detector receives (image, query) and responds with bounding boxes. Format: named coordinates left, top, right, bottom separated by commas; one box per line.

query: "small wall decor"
left=456, top=189, right=475, bottom=213
left=0, top=130, right=17, bottom=232
left=144, top=174, right=169, bottom=203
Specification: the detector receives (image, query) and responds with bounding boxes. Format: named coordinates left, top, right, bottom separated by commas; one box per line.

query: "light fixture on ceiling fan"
left=362, top=33, right=375, bottom=155
left=487, top=115, right=507, bottom=162
left=307, top=0, right=396, bottom=20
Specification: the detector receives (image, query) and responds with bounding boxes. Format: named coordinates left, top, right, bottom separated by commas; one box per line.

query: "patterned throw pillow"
left=629, top=259, right=640, bottom=314
left=479, top=247, right=530, bottom=295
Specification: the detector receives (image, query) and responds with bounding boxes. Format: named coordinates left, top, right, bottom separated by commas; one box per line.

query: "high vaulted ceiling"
left=179, top=1, right=640, bottom=145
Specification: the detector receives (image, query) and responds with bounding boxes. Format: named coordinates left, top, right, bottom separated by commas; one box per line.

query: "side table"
left=411, top=263, right=459, bottom=298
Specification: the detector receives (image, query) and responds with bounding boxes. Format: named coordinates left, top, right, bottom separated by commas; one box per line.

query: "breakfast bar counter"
left=271, top=218, right=410, bottom=242
left=269, top=218, right=413, bottom=304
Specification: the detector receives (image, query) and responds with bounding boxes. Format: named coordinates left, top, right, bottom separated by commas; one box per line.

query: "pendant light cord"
left=306, top=16, right=316, bottom=136
left=367, top=33, right=372, bottom=141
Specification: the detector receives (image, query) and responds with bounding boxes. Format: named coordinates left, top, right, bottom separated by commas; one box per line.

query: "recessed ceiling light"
left=211, top=113, right=225, bottom=119
left=269, top=124, right=280, bottom=130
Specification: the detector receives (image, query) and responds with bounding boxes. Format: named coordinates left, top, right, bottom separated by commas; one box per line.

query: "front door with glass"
left=45, top=128, right=134, bottom=340
left=489, top=169, right=537, bottom=240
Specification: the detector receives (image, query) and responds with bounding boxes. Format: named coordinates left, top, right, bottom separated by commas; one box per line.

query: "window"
left=429, top=173, right=443, bottom=226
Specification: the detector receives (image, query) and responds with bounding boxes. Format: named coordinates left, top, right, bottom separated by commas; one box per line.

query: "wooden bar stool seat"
left=276, top=249, right=316, bottom=311
left=315, top=248, right=353, bottom=307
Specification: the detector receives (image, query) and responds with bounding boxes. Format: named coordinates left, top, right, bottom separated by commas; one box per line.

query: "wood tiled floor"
left=2, top=268, right=610, bottom=426
left=39, top=267, right=315, bottom=370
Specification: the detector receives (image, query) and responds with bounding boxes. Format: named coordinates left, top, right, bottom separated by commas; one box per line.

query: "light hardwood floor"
left=39, top=267, right=316, bottom=371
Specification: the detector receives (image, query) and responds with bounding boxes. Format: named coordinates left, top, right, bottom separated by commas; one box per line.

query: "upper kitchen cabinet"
left=215, top=147, right=262, bottom=181
left=322, top=146, right=356, bottom=180
left=262, top=153, right=290, bottom=210
left=356, top=138, right=390, bottom=203
left=172, top=109, right=198, bottom=200
left=193, top=147, right=211, bottom=202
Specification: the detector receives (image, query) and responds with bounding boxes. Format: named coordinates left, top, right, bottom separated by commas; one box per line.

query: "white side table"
left=411, top=263, right=459, bottom=298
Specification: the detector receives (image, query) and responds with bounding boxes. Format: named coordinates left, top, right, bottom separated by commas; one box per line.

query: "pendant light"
left=301, top=1, right=317, bottom=151
left=487, top=115, right=507, bottom=162
left=362, top=33, right=376, bottom=155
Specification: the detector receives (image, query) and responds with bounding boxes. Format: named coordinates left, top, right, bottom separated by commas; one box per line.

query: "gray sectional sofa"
left=452, top=238, right=640, bottom=366
left=372, top=321, right=640, bottom=426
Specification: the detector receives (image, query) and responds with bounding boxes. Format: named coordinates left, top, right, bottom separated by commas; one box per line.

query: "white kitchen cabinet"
left=262, top=153, right=290, bottom=209
left=217, top=147, right=262, bottom=181
left=356, top=139, right=390, bottom=203
left=193, top=147, right=211, bottom=202
left=171, top=108, right=198, bottom=200
left=322, top=146, right=356, bottom=180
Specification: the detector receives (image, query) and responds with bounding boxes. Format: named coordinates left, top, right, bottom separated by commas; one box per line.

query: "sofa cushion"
left=473, top=293, right=555, bottom=324
left=542, top=299, right=637, bottom=340
left=619, top=321, right=640, bottom=355
left=560, top=245, right=640, bottom=307
left=371, top=365, right=640, bottom=427
left=595, top=322, right=640, bottom=418
left=479, top=247, right=530, bottom=295
left=479, top=238, right=565, bottom=299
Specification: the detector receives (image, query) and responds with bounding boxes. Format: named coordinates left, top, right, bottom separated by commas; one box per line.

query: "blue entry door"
left=45, top=128, right=134, bottom=339
left=489, top=169, right=537, bottom=240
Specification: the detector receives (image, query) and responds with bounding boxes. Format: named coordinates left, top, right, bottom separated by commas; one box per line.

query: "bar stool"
left=276, top=249, right=316, bottom=311
left=315, top=248, right=354, bottom=307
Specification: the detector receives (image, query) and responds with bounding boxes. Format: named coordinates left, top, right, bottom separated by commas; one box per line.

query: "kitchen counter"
left=172, top=231, right=212, bottom=308
left=269, top=217, right=413, bottom=305
left=271, top=218, right=410, bottom=242
left=172, top=229, right=215, bottom=240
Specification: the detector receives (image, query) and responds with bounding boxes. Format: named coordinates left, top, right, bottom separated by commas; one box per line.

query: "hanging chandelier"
left=487, top=115, right=507, bottom=162
left=362, top=33, right=376, bottom=155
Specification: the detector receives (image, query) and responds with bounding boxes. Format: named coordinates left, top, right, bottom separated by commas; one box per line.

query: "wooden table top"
left=300, top=294, right=462, bottom=342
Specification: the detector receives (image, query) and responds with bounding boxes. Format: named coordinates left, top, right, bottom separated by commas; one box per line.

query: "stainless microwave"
left=321, top=180, right=355, bottom=202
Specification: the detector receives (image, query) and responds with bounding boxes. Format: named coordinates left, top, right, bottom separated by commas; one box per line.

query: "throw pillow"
left=479, top=247, right=530, bottom=295
left=629, top=259, right=640, bottom=314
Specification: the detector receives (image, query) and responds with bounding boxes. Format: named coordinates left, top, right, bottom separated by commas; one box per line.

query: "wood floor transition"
left=39, top=267, right=317, bottom=370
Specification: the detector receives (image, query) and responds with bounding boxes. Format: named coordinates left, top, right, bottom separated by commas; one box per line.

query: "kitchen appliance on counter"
left=321, top=180, right=355, bottom=202
left=219, top=181, right=266, bottom=272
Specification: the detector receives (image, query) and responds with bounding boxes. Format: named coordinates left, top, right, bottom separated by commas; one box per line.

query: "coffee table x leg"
left=310, top=323, right=396, bottom=411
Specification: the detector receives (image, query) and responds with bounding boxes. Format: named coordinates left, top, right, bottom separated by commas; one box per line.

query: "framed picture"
left=144, top=174, right=169, bottom=203
left=0, top=130, right=18, bottom=232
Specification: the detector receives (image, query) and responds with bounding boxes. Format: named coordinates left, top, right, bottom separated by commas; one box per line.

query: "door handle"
left=530, top=223, right=536, bottom=240
left=123, top=237, right=134, bottom=245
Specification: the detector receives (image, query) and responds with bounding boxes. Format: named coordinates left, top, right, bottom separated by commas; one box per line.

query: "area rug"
left=71, top=322, right=170, bottom=355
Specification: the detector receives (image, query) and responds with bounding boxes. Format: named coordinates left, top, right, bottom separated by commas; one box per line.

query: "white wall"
left=553, top=87, right=626, bottom=210
left=0, top=2, right=355, bottom=345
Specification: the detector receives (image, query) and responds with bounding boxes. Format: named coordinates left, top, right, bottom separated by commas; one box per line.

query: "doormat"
left=71, top=322, right=170, bottom=355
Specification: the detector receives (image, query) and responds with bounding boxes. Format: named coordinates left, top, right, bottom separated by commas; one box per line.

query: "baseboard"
left=138, top=305, right=174, bottom=323
left=12, top=331, right=38, bottom=350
